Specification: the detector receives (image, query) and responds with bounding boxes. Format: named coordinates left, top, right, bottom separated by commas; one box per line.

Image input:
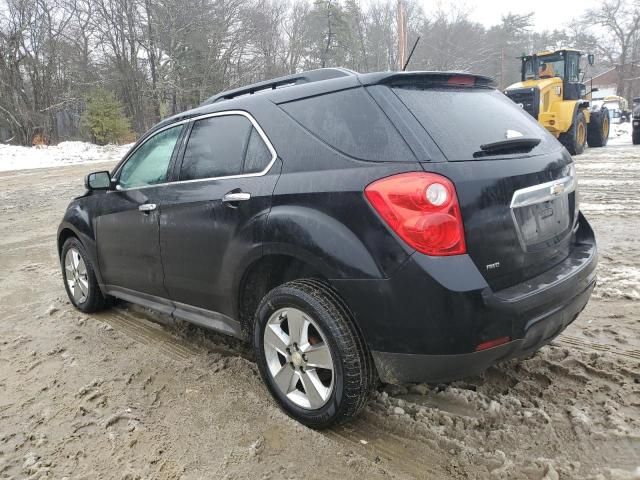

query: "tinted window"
left=281, top=87, right=414, bottom=161
left=180, top=115, right=252, bottom=181
left=118, top=125, right=182, bottom=189
left=243, top=127, right=272, bottom=173
left=393, top=87, right=557, bottom=160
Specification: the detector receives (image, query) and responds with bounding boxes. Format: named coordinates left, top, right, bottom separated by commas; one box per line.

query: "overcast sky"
left=424, top=0, right=601, bottom=30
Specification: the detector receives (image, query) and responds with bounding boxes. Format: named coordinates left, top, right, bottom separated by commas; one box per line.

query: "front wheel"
left=253, top=279, right=375, bottom=429
left=633, top=128, right=640, bottom=145
left=61, top=238, right=111, bottom=313
left=559, top=109, right=587, bottom=155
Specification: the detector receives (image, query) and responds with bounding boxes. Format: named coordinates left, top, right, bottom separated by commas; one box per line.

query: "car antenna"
left=402, top=36, right=421, bottom=71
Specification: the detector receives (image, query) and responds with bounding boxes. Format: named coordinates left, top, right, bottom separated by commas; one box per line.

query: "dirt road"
left=1, top=141, right=639, bottom=479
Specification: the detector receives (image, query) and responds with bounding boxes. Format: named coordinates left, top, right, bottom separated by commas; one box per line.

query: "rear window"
left=280, top=87, right=415, bottom=162
left=392, top=87, right=557, bottom=160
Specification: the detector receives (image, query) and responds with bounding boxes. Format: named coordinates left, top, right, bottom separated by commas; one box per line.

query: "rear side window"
left=280, top=87, right=414, bottom=162
left=243, top=127, right=272, bottom=173
left=392, top=87, right=557, bottom=160
left=180, top=115, right=252, bottom=181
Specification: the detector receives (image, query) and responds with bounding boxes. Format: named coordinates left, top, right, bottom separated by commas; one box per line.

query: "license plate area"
left=510, top=175, right=575, bottom=253
left=512, top=195, right=570, bottom=250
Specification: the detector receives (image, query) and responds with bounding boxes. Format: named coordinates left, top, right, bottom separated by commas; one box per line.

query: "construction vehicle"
left=505, top=49, right=609, bottom=155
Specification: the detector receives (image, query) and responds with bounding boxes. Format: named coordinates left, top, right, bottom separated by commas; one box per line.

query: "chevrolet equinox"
left=58, top=68, right=597, bottom=428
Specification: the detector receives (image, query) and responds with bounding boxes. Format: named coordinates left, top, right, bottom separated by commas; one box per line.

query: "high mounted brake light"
left=447, top=75, right=476, bottom=86
left=364, top=172, right=466, bottom=256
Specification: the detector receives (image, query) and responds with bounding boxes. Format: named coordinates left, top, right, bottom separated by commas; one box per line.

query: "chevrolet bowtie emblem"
left=550, top=183, right=564, bottom=196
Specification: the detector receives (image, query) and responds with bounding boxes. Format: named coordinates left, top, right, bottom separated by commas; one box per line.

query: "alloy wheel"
left=263, top=307, right=335, bottom=409
left=64, top=248, right=89, bottom=304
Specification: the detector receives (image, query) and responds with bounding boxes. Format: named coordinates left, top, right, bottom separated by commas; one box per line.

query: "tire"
left=253, top=279, right=375, bottom=429
left=559, top=109, right=587, bottom=155
left=633, top=128, right=640, bottom=145
left=587, top=107, right=610, bottom=148
left=60, top=237, right=111, bottom=313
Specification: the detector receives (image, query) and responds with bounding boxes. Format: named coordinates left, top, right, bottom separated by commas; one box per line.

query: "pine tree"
left=82, top=89, right=133, bottom=145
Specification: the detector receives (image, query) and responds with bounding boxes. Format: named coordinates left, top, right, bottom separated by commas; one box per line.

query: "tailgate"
left=423, top=150, right=578, bottom=290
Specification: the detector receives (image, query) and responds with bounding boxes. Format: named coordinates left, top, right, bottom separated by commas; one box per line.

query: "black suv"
left=58, top=68, right=597, bottom=428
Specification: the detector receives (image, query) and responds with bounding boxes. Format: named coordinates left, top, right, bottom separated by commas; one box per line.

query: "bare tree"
left=585, top=0, right=640, bottom=100
left=1, top=0, right=626, bottom=145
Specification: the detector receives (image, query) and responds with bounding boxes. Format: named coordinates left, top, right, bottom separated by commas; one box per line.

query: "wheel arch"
left=57, top=225, right=80, bottom=256
left=236, top=253, right=328, bottom=339
left=57, top=204, right=104, bottom=287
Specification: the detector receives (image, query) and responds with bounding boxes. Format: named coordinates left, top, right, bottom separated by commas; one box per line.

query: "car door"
left=96, top=124, right=184, bottom=303
left=159, top=112, right=279, bottom=323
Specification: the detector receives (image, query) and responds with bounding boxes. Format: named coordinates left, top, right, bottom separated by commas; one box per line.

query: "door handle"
left=138, top=203, right=157, bottom=212
left=222, top=192, right=251, bottom=203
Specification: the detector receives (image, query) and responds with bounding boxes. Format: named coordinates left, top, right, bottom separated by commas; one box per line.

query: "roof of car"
left=150, top=69, right=493, bottom=134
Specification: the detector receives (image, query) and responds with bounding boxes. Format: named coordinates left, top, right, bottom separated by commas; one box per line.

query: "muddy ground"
left=0, top=140, right=639, bottom=479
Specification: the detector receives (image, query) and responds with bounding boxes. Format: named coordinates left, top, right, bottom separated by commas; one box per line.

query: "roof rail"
left=201, top=68, right=357, bottom=105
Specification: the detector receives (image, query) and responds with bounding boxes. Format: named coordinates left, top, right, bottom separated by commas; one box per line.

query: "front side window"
left=180, top=115, right=254, bottom=181
left=118, top=125, right=183, bottom=189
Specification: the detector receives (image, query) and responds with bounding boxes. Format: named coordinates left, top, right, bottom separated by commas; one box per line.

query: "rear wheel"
left=61, top=238, right=110, bottom=313
left=633, top=128, right=640, bottom=145
left=253, top=279, right=375, bottom=429
left=559, top=109, right=587, bottom=155
left=587, top=107, right=610, bottom=148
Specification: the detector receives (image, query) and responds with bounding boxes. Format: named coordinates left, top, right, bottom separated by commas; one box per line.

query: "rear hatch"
left=385, top=76, right=578, bottom=290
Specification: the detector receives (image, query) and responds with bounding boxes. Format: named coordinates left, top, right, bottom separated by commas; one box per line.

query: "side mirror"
left=85, top=171, right=112, bottom=191
left=587, top=53, right=595, bottom=66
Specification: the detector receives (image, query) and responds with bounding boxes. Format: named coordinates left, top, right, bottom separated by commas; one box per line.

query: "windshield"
left=392, top=87, right=557, bottom=160
left=524, top=53, right=565, bottom=80
left=523, top=52, right=582, bottom=82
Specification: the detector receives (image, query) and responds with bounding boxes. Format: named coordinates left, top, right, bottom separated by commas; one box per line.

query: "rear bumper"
left=371, top=273, right=594, bottom=384
left=331, top=213, right=597, bottom=384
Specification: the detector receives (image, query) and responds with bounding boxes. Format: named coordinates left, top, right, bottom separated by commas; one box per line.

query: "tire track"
left=557, top=334, right=640, bottom=361
left=325, top=416, right=442, bottom=479
left=96, top=309, right=200, bottom=360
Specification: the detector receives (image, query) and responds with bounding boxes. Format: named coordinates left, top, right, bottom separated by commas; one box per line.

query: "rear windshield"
left=392, top=87, right=557, bottom=160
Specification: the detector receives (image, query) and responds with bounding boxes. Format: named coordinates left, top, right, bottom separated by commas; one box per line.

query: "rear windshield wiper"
left=473, top=137, right=541, bottom=158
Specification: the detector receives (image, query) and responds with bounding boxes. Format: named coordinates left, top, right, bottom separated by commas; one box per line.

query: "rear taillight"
left=364, top=172, right=466, bottom=256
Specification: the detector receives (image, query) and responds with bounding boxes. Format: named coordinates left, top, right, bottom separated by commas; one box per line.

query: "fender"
left=262, top=205, right=384, bottom=280
left=57, top=196, right=106, bottom=289
left=546, top=100, right=583, bottom=134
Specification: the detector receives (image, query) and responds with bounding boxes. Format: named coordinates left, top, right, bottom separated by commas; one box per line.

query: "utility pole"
left=500, top=48, right=505, bottom=90
left=397, top=0, right=407, bottom=71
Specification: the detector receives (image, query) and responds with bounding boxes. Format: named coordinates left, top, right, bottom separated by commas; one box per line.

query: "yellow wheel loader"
left=505, top=49, right=610, bottom=155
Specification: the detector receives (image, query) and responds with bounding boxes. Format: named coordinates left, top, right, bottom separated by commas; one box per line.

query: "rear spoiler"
left=360, top=71, right=494, bottom=88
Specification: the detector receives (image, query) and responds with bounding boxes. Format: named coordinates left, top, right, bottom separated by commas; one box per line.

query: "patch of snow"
left=608, top=122, right=633, bottom=146
left=0, top=141, right=133, bottom=172
left=595, top=265, right=640, bottom=301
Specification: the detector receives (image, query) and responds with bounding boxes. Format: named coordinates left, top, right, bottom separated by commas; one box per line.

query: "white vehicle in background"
left=592, top=95, right=630, bottom=125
